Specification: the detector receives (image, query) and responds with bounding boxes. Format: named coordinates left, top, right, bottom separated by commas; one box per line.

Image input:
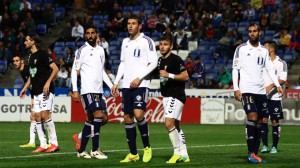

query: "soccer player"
left=232, top=23, right=283, bottom=163
left=261, top=40, right=287, bottom=154
left=158, top=33, right=190, bottom=163
left=71, top=25, right=116, bottom=159
left=13, top=54, right=36, bottom=148
left=111, top=15, right=158, bottom=163
left=20, top=33, right=59, bottom=153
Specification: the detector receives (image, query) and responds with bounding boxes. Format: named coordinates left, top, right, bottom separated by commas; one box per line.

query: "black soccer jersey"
left=20, top=65, right=30, bottom=83
left=158, top=53, right=187, bottom=103
left=28, top=50, right=54, bottom=95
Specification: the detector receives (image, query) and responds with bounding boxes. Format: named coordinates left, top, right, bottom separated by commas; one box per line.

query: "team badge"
left=136, top=95, right=142, bottom=101
left=234, top=60, right=238, bottom=66
left=274, top=108, right=278, bottom=112
left=263, top=102, right=267, bottom=108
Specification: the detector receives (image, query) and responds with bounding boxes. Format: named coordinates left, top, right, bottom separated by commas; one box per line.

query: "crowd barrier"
left=0, top=88, right=299, bottom=125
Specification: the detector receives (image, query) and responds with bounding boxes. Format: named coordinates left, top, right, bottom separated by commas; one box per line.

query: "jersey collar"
left=129, top=33, right=144, bottom=41
left=247, top=40, right=263, bottom=51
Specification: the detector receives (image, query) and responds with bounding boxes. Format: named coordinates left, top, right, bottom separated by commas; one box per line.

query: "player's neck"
left=130, top=32, right=140, bottom=40
left=163, top=52, right=171, bottom=58
left=270, top=54, right=276, bottom=61
left=31, top=46, right=38, bottom=53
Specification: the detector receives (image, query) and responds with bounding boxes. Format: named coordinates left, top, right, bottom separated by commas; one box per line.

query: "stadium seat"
left=198, top=46, right=207, bottom=51
left=204, top=63, right=214, bottom=71
left=110, top=50, right=121, bottom=56
left=14, top=78, right=24, bottom=88
left=93, top=15, right=103, bottom=21
left=113, top=60, right=121, bottom=65
left=156, top=50, right=162, bottom=57
left=171, top=50, right=178, bottom=55
left=65, top=42, right=76, bottom=49
left=118, top=32, right=128, bottom=38
left=0, top=60, right=7, bottom=74
left=55, top=7, right=65, bottom=20
left=188, top=41, right=198, bottom=52
left=123, top=6, right=133, bottom=11
left=214, top=63, right=225, bottom=71
left=282, top=53, right=296, bottom=64
left=109, top=41, right=121, bottom=47
left=53, top=46, right=64, bottom=54
left=239, top=21, right=249, bottom=27
left=54, top=41, right=65, bottom=48
left=151, top=32, right=161, bottom=39
left=76, top=41, right=85, bottom=48
left=134, top=6, right=144, bottom=11
left=204, top=59, right=214, bottom=64
left=276, top=49, right=284, bottom=58
left=36, top=24, right=47, bottom=35
left=177, top=50, right=189, bottom=60
left=216, top=58, right=226, bottom=64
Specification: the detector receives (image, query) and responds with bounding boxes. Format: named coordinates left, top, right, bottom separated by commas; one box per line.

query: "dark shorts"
left=81, top=93, right=106, bottom=114
left=122, top=87, right=148, bottom=114
left=267, top=99, right=284, bottom=120
left=241, top=93, right=269, bottom=118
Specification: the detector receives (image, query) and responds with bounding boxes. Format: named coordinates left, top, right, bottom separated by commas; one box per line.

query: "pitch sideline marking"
left=0, top=144, right=245, bottom=160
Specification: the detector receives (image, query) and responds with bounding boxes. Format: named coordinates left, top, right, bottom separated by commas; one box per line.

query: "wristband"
left=168, top=73, right=175, bottom=79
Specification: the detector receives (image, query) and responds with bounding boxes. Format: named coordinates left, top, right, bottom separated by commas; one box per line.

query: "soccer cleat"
left=248, top=153, right=259, bottom=163
left=19, top=143, right=35, bottom=148
left=45, top=144, right=59, bottom=153
left=166, top=154, right=182, bottom=164
left=32, top=147, right=47, bottom=153
left=143, top=147, right=152, bottom=162
left=120, top=153, right=140, bottom=163
left=179, top=156, right=190, bottom=163
left=270, top=147, right=277, bottom=154
left=72, top=134, right=81, bottom=151
left=77, top=151, right=91, bottom=159
left=90, top=150, right=108, bottom=159
left=252, top=154, right=267, bottom=163
left=261, top=145, right=269, bottom=153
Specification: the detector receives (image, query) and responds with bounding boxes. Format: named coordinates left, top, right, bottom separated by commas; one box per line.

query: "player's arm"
left=112, top=41, right=126, bottom=94
left=265, top=54, right=283, bottom=95
left=232, top=47, right=241, bottom=101
left=20, top=76, right=31, bottom=99
left=71, top=50, right=82, bottom=102
left=43, top=62, right=58, bottom=95
left=160, top=60, right=189, bottom=81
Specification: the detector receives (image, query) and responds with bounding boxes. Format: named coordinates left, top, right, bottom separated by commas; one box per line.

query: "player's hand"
left=111, top=84, right=119, bottom=97
left=130, top=78, right=141, bottom=89
left=20, top=89, right=27, bottom=99
left=159, top=70, right=169, bottom=78
left=266, top=84, right=274, bottom=94
left=43, top=82, right=50, bottom=96
left=277, top=86, right=284, bottom=97
left=72, top=91, right=80, bottom=102
left=234, top=90, right=242, bottom=101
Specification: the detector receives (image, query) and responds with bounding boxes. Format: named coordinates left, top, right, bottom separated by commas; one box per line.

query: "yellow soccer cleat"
left=19, top=143, right=36, bottom=148
left=143, top=147, right=152, bottom=163
left=120, top=153, right=140, bottom=163
left=179, top=156, right=191, bottom=163
left=166, top=154, right=182, bottom=164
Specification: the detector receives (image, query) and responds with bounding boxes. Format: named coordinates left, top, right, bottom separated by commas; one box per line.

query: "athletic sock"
left=168, top=127, right=181, bottom=156
left=78, top=121, right=92, bottom=153
left=261, top=122, right=269, bottom=147
left=254, top=122, right=262, bottom=155
left=45, top=118, right=58, bottom=146
left=125, top=123, right=137, bottom=155
left=246, top=120, right=256, bottom=154
left=78, top=132, right=82, bottom=140
left=178, top=129, right=188, bottom=157
left=36, top=121, right=47, bottom=149
left=137, top=118, right=150, bottom=148
left=29, top=120, right=36, bottom=144
left=272, top=123, right=280, bottom=148
left=92, top=117, right=102, bottom=151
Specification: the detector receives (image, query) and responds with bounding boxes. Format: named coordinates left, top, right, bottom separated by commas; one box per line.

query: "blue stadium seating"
left=76, top=41, right=85, bottom=48
left=36, top=24, right=47, bottom=35
left=65, top=42, right=76, bottom=49
left=54, top=41, right=65, bottom=48
left=134, top=6, right=144, bottom=11
left=0, top=60, right=7, bottom=74
left=282, top=53, right=296, bottom=64
left=14, top=78, right=24, bottom=88
left=55, top=7, right=65, bottom=19
left=110, top=41, right=121, bottom=47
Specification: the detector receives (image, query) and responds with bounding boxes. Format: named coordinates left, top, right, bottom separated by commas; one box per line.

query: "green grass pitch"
left=0, top=122, right=299, bottom=168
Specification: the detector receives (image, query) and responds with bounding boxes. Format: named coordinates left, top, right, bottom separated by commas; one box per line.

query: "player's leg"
left=90, top=94, right=108, bottom=159
left=41, top=93, right=59, bottom=153
left=134, top=88, right=151, bottom=162
left=120, top=88, right=139, bottom=163
left=20, top=98, right=36, bottom=147
left=32, top=95, right=48, bottom=153
left=270, top=100, right=283, bottom=154
left=260, top=117, right=269, bottom=153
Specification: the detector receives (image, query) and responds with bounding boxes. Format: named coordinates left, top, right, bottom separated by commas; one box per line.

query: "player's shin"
left=254, top=122, right=262, bottom=155
left=246, top=120, right=256, bottom=154
left=261, top=122, right=269, bottom=147
left=45, top=118, right=58, bottom=146
left=29, top=120, right=36, bottom=144
left=168, top=127, right=181, bottom=155
left=79, top=121, right=92, bottom=153
left=125, top=123, right=137, bottom=155
left=137, top=117, right=150, bottom=148
left=178, top=129, right=188, bottom=157
left=272, top=123, right=280, bottom=148
left=91, top=117, right=102, bottom=151
left=36, top=121, right=48, bottom=148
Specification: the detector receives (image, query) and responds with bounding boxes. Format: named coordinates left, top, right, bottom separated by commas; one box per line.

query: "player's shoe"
left=45, top=144, right=59, bottom=153
left=77, top=151, right=91, bottom=159
left=72, top=134, right=81, bottom=151
left=166, top=154, right=182, bottom=164
left=47, top=144, right=51, bottom=148
left=261, top=145, right=269, bottom=153
left=252, top=154, right=267, bottom=163
left=120, top=153, right=140, bottom=163
left=90, top=150, right=108, bottom=159
left=270, top=147, right=277, bottom=154
left=19, top=143, right=35, bottom=148
left=143, top=147, right=152, bottom=162
left=248, top=153, right=258, bottom=163
left=179, top=156, right=190, bottom=163
left=32, top=147, right=47, bottom=153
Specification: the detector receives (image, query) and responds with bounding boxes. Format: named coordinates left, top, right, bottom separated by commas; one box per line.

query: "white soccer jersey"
left=114, top=33, right=158, bottom=88
left=263, top=56, right=287, bottom=100
left=232, top=41, right=280, bottom=94
left=71, top=42, right=112, bottom=95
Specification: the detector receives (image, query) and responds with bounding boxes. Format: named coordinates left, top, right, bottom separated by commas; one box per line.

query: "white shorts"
left=163, top=97, right=184, bottom=121
left=33, top=93, right=55, bottom=113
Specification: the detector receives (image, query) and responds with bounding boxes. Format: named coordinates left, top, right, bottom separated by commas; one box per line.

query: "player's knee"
left=124, top=114, right=134, bottom=124
left=271, top=119, right=279, bottom=126
left=262, top=118, right=268, bottom=123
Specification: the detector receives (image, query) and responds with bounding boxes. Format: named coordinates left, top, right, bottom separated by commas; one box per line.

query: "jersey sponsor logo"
left=29, top=67, right=37, bottom=78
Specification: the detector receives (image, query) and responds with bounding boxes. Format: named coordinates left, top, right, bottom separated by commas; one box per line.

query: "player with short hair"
left=13, top=54, right=36, bottom=148
left=261, top=40, right=287, bottom=154
left=111, top=15, right=158, bottom=163
left=158, top=33, right=190, bottom=163
left=71, top=25, right=116, bottom=159
left=232, top=23, right=283, bottom=163
left=20, top=33, right=59, bottom=153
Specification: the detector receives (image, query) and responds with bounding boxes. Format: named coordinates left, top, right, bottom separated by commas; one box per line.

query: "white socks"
left=45, top=118, right=58, bottom=146
left=29, top=120, right=36, bottom=144
left=178, top=129, right=189, bottom=157
left=78, top=132, right=82, bottom=140
left=169, top=127, right=181, bottom=155
left=36, top=122, right=47, bottom=148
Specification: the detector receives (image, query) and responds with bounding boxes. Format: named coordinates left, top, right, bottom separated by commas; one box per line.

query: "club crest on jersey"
left=34, top=59, right=37, bottom=64
left=233, top=60, right=238, bottom=66
left=263, top=102, right=267, bottom=108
